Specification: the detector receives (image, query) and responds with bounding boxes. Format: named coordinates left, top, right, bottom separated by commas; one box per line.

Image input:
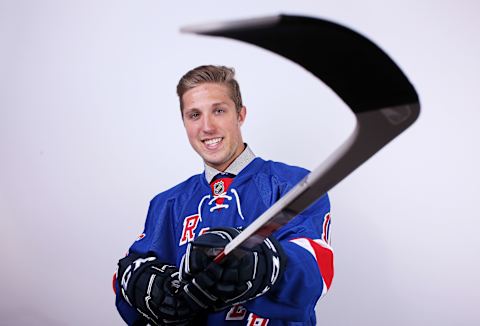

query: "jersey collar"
left=204, top=144, right=256, bottom=183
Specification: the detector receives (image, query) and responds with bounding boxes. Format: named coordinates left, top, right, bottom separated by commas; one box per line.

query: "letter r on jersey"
left=179, top=214, right=200, bottom=246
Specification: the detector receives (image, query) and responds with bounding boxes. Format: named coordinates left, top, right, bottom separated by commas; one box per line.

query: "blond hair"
left=176, top=65, right=243, bottom=113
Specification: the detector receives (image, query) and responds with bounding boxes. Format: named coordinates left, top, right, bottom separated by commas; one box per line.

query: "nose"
left=202, top=113, right=215, bottom=133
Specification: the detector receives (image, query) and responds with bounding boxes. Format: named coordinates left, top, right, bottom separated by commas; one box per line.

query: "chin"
left=203, top=155, right=229, bottom=169
left=204, top=158, right=225, bottom=168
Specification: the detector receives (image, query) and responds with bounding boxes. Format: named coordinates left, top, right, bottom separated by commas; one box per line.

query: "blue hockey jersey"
left=115, top=157, right=333, bottom=325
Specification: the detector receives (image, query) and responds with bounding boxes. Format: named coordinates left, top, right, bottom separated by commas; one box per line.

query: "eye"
left=188, top=111, right=200, bottom=120
left=214, top=108, right=225, bottom=114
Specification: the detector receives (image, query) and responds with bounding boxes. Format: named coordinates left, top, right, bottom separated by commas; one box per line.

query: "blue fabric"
left=115, top=157, right=331, bottom=325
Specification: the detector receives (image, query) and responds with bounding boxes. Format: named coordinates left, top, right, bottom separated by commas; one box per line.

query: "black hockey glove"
left=117, top=253, right=207, bottom=326
left=179, top=227, right=286, bottom=310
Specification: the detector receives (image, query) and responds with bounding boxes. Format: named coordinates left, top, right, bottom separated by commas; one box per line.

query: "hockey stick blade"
left=181, top=14, right=420, bottom=262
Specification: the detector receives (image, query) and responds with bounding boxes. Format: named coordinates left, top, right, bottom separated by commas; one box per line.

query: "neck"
left=207, top=143, right=246, bottom=172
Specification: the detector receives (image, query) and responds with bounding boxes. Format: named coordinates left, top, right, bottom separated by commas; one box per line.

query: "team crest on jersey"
left=179, top=214, right=201, bottom=246
left=213, top=180, right=225, bottom=195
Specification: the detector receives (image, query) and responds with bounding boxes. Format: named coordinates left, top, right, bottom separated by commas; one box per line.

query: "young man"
left=115, top=65, right=334, bottom=325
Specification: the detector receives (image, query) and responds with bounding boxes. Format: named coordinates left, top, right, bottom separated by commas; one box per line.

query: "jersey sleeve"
left=245, top=171, right=334, bottom=322
left=114, top=194, right=178, bottom=325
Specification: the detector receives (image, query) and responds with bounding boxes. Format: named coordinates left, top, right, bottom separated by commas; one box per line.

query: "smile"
left=203, top=137, right=223, bottom=146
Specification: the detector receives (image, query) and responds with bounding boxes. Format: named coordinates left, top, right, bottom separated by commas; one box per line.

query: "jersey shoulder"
left=150, top=173, right=205, bottom=206
left=260, top=159, right=310, bottom=185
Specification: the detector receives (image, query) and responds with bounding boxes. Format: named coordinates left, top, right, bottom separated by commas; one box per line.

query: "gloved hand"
left=117, top=253, right=207, bottom=325
left=179, top=227, right=286, bottom=310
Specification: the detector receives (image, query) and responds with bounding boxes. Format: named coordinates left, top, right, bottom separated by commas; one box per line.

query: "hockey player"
left=114, top=65, right=334, bottom=325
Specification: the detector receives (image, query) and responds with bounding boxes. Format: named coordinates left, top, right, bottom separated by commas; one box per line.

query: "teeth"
left=204, top=138, right=222, bottom=145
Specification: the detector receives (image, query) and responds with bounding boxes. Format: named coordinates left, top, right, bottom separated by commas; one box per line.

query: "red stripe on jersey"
left=309, top=238, right=334, bottom=289
left=112, top=273, right=117, bottom=294
left=322, top=213, right=331, bottom=243
left=290, top=238, right=334, bottom=290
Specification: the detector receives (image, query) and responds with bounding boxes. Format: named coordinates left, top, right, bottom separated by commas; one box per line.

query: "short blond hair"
left=176, top=65, right=243, bottom=113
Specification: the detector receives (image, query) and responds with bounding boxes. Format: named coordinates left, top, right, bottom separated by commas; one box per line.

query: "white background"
left=1, top=0, right=479, bottom=325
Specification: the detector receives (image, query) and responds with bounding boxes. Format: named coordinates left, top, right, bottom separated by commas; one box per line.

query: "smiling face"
left=182, top=83, right=246, bottom=172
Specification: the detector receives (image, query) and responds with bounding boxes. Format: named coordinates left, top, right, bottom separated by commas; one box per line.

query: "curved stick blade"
left=181, top=14, right=421, bottom=256
left=182, top=14, right=419, bottom=112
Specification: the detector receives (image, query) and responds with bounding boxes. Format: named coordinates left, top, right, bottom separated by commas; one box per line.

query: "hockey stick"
left=181, top=14, right=420, bottom=262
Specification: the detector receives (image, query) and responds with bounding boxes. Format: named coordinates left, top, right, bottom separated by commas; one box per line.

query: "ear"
left=238, top=106, right=247, bottom=126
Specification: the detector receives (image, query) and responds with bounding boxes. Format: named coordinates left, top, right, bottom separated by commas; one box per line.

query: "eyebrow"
left=184, top=102, right=231, bottom=114
left=211, top=102, right=229, bottom=106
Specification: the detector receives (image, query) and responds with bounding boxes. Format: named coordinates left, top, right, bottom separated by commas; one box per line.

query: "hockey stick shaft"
left=216, top=103, right=419, bottom=261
